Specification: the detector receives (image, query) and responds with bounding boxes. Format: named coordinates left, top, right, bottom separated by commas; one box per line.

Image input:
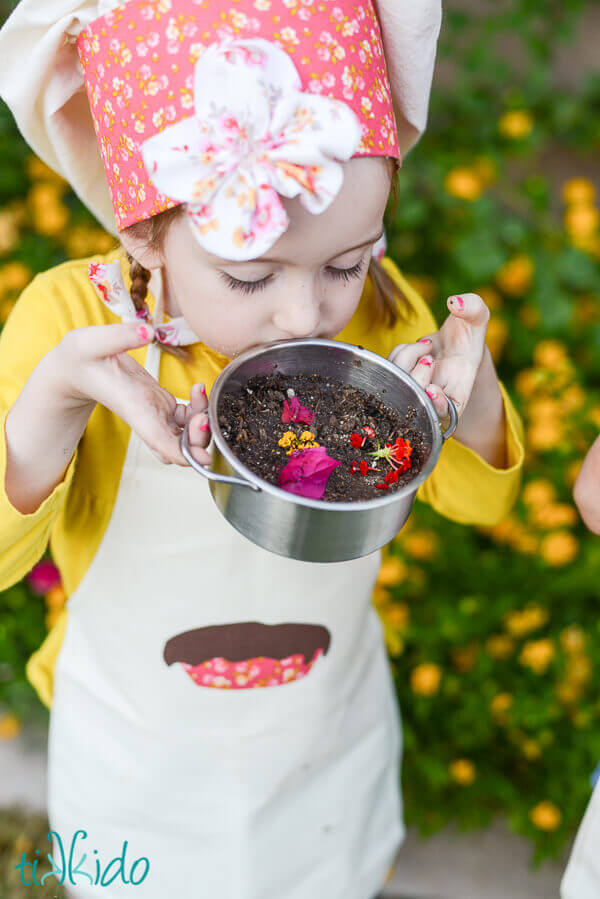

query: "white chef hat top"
left=0, top=0, right=442, bottom=236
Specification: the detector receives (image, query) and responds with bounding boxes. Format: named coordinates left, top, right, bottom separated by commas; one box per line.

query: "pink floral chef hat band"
left=76, top=0, right=401, bottom=261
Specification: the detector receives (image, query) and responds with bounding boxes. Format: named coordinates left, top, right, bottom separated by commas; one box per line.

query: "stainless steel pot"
left=180, top=338, right=457, bottom=563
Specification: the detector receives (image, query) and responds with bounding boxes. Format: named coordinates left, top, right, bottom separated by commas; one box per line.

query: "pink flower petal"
left=277, top=446, right=341, bottom=499
left=27, top=560, right=61, bottom=595
left=281, top=396, right=315, bottom=425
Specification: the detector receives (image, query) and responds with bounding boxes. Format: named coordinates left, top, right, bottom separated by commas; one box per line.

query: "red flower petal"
left=376, top=482, right=389, bottom=490
left=362, top=425, right=375, bottom=437
left=349, top=433, right=365, bottom=448
left=359, top=460, right=369, bottom=476
left=281, top=396, right=315, bottom=425
left=350, top=460, right=359, bottom=474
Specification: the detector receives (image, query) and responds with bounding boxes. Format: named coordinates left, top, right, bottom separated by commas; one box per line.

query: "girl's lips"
left=163, top=622, right=331, bottom=689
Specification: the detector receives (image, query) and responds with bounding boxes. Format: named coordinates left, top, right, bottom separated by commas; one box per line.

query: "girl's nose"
left=273, top=286, right=321, bottom=339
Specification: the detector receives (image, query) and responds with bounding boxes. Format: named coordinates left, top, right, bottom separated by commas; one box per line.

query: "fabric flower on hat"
left=141, top=36, right=363, bottom=261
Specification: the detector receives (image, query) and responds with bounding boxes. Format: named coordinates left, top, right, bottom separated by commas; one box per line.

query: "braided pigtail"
left=126, top=254, right=191, bottom=361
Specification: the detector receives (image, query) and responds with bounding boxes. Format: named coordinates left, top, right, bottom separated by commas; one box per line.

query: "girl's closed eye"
left=218, top=257, right=367, bottom=296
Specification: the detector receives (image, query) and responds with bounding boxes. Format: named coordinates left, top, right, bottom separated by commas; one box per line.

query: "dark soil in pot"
left=218, top=372, right=431, bottom=502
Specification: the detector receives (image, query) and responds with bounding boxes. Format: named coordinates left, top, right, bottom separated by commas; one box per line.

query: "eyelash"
left=218, top=257, right=367, bottom=296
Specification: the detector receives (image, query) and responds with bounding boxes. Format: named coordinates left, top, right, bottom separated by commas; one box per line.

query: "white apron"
left=560, top=781, right=600, bottom=898
left=47, top=336, right=404, bottom=899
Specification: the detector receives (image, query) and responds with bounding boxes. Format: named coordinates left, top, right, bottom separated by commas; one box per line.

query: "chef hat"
left=0, top=0, right=442, bottom=259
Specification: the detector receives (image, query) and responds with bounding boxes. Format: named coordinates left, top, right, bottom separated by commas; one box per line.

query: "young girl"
left=0, top=1, right=524, bottom=896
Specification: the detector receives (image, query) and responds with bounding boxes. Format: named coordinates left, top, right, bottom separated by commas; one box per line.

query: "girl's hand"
left=55, top=321, right=211, bottom=467
left=387, top=292, right=490, bottom=420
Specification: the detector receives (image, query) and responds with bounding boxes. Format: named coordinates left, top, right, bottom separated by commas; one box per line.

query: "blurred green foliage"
left=0, top=0, right=599, bottom=866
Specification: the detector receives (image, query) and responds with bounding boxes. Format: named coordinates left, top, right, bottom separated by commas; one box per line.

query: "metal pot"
left=180, top=338, right=457, bottom=563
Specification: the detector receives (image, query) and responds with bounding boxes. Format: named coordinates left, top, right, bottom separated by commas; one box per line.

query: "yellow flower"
left=505, top=606, right=549, bottom=638
left=498, top=110, right=534, bottom=139
left=65, top=226, right=117, bottom=259
left=372, top=585, right=391, bottom=608
left=521, top=739, right=542, bottom=760
left=540, top=532, right=578, bottom=566
left=444, top=167, right=484, bottom=201
left=588, top=406, right=600, bottom=429
left=556, top=682, right=582, bottom=705
left=529, top=801, right=561, bottom=831
left=377, top=555, right=407, bottom=587
left=475, top=286, right=503, bottom=311
left=565, top=460, right=583, bottom=488
left=449, top=758, right=476, bottom=785
left=561, top=385, right=585, bottom=413
left=529, top=503, right=577, bottom=530
left=515, top=368, right=543, bottom=398
left=491, top=692, right=513, bottom=721
left=402, top=530, right=438, bottom=561
left=560, top=626, right=585, bottom=654
left=384, top=603, right=410, bottom=630
left=523, top=480, right=556, bottom=507
left=383, top=625, right=404, bottom=657
left=0, top=713, right=21, bottom=740
left=26, top=154, right=68, bottom=186
left=28, top=183, right=70, bottom=236
left=514, top=534, right=539, bottom=555
left=486, top=635, right=515, bottom=660
left=45, top=585, right=67, bottom=609
left=472, top=157, right=498, bottom=186
left=564, top=204, right=599, bottom=238
left=0, top=298, right=16, bottom=324
left=528, top=420, right=563, bottom=452
left=0, top=210, right=19, bottom=255
left=496, top=255, right=534, bottom=296
left=299, top=431, right=315, bottom=442
left=562, top=178, right=596, bottom=206
left=278, top=431, right=297, bottom=448
left=533, top=340, right=568, bottom=370
left=486, top=317, right=508, bottom=362
left=0, top=261, right=32, bottom=292
left=519, top=639, right=555, bottom=674
left=410, top=663, right=442, bottom=696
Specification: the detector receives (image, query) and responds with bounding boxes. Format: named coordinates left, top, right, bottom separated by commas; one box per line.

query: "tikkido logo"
left=14, top=829, right=150, bottom=888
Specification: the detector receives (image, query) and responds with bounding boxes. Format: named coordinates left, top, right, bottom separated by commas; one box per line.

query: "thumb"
left=86, top=321, right=155, bottom=359
left=447, top=293, right=490, bottom=328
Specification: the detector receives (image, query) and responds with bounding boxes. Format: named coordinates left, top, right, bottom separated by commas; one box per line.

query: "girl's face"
left=154, top=156, right=392, bottom=359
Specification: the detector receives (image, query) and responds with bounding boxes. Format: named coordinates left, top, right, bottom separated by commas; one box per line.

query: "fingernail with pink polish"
left=419, top=356, right=433, bottom=366
left=426, top=388, right=436, bottom=399
left=200, top=418, right=210, bottom=432
left=137, top=325, right=151, bottom=341
left=451, top=295, right=464, bottom=309
left=418, top=337, right=432, bottom=344
left=201, top=384, right=207, bottom=397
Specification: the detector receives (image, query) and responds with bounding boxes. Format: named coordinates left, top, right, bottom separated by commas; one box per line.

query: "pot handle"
left=441, top=393, right=458, bottom=441
left=180, top=418, right=261, bottom=492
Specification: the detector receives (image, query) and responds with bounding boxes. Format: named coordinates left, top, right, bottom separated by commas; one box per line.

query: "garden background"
left=0, top=0, right=599, bottom=895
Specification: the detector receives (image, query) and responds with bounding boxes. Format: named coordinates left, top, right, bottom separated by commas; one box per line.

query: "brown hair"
left=121, top=154, right=408, bottom=360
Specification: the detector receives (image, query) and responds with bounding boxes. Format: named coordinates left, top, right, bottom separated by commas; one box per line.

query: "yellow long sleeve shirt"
left=0, top=248, right=525, bottom=709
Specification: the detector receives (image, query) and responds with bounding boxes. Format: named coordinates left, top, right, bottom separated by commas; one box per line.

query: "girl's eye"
left=218, top=256, right=367, bottom=295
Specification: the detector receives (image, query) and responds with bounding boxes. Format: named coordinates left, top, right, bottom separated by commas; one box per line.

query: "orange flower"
left=444, top=167, right=483, bottom=201
left=496, top=255, right=534, bottom=296
left=519, top=639, right=555, bottom=674
left=498, top=110, right=534, bottom=139
left=449, top=759, right=476, bottom=785
left=529, top=801, right=561, bottom=831
left=410, top=663, right=442, bottom=696
left=540, top=532, right=578, bottom=566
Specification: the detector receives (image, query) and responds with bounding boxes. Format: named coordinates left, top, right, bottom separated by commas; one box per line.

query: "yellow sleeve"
left=373, top=257, right=526, bottom=526
left=0, top=272, right=79, bottom=591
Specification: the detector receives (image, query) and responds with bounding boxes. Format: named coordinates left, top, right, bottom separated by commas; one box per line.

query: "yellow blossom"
left=519, top=639, right=555, bottom=674
left=533, top=340, right=568, bottom=370
left=45, top=585, right=67, bottom=609
left=377, top=556, right=407, bottom=587
left=566, top=653, right=592, bottom=687
left=0, top=298, right=15, bottom=324
left=491, top=693, right=513, bottom=720
left=556, top=682, right=582, bottom=705
left=384, top=603, right=410, bottom=630
left=486, top=635, right=515, bottom=660
left=529, top=397, right=562, bottom=422
left=475, top=286, right=503, bottom=311
left=406, top=567, right=426, bottom=588
left=588, top=407, right=600, bottom=429
left=0, top=261, right=32, bottom=292
left=565, top=460, right=583, bottom=488
left=523, top=480, right=556, bottom=507
left=299, top=431, right=315, bottom=442
left=528, top=419, right=563, bottom=452
left=515, top=368, right=543, bottom=398
left=561, top=385, right=585, bottom=413
left=562, top=178, right=596, bottom=206
left=575, top=295, right=600, bottom=325
left=514, top=534, right=539, bottom=555
left=505, top=606, right=549, bottom=638
left=496, top=255, right=534, bottom=296
left=486, top=317, right=508, bottom=362
left=472, top=157, right=498, bottom=186
left=540, top=531, right=578, bottom=566
left=28, top=183, right=70, bottom=236
left=449, top=758, right=476, bottom=785
left=564, top=204, right=599, bottom=238
left=522, top=739, right=542, bottom=760
left=560, top=626, right=585, bottom=654
left=529, top=801, right=561, bottom=831
left=0, top=210, right=19, bottom=255
left=26, top=154, right=68, bottom=185
left=410, top=663, right=442, bottom=696
left=403, top=530, right=438, bottom=561
left=278, top=431, right=296, bottom=448
left=498, top=110, right=534, bottom=139
left=383, top=625, right=404, bottom=657
left=529, top=503, right=577, bottom=530
left=372, top=585, right=391, bottom=609
left=444, top=167, right=484, bottom=201
left=0, top=713, right=21, bottom=740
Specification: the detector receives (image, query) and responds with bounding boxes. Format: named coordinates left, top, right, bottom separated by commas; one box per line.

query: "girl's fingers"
left=447, top=293, right=490, bottom=330
left=424, top=384, right=449, bottom=419
left=68, top=321, right=155, bottom=360
left=388, top=339, right=434, bottom=371
left=408, top=353, right=435, bottom=389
